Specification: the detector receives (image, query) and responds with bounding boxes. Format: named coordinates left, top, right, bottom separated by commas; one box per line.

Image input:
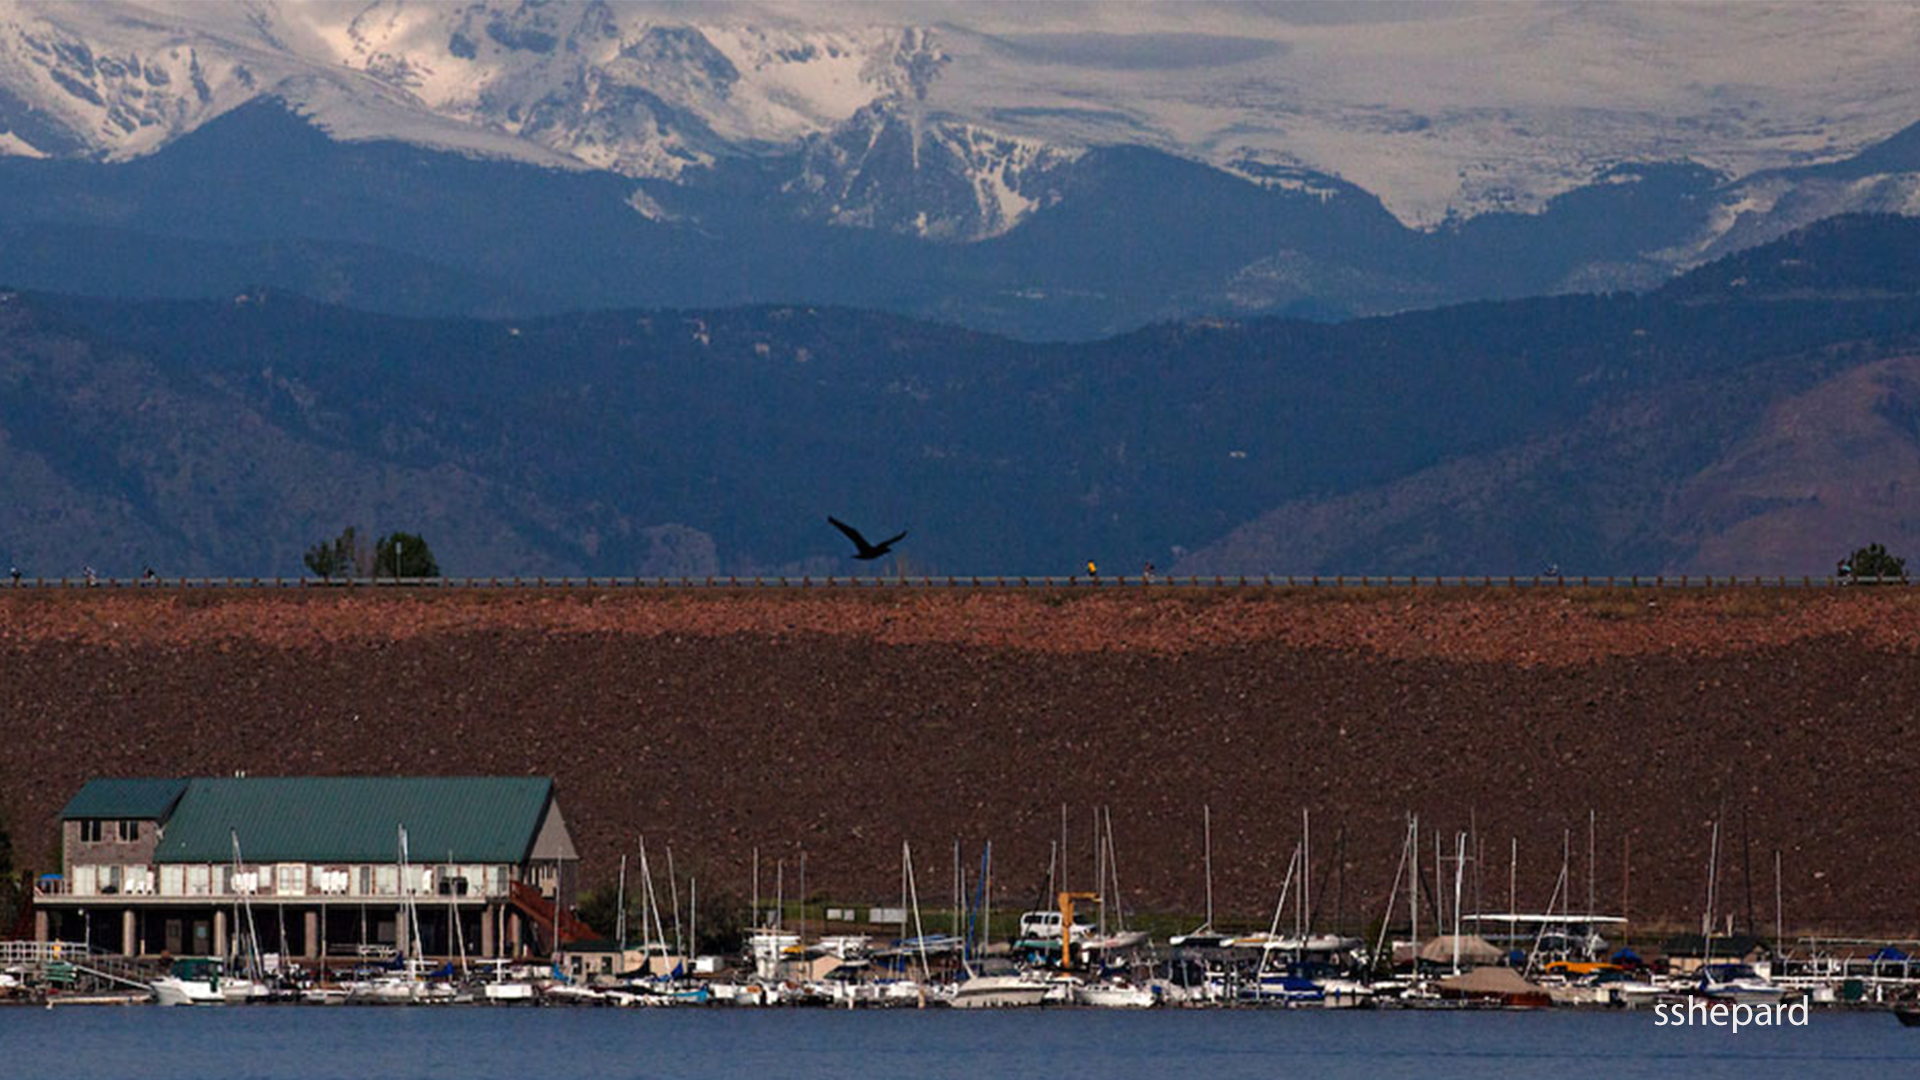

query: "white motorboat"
left=1697, top=963, right=1788, bottom=1005
left=151, top=958, right=263, bottom=1006
left=947, top=973, right=1049, bottom=1008
left=472, top=960, right=538, bottom=1003
left=1073, top=979, right=1156, bottom=1008
left=1080, top=931, right=1151, bottom=954
left=482, top=981, right=538, bottom=1003
left=541, top=982, right=609, bottom=1006
left=711, top=980, right=787, bottom=1006
left=1316, top=977, right=1377, bottom=1009
left=1607, top=977, right=1667, bottom=1008
left=343, top=965, right=458, bottom=1005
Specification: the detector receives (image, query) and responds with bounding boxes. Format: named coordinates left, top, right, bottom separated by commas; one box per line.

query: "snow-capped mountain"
left=4, top=1, right=1920, bottom=334
left=0, top=0, right=1081, bottom=240
left=8, top=2, right=1920, bottom=229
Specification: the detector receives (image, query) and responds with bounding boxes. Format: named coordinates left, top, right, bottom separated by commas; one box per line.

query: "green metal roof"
left=61, top=778, right=188, bottom=820
left=149, top=777, right=555, bottom=865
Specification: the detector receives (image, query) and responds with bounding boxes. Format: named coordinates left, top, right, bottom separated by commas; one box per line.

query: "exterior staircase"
left=507, top=882, right=598, bottom=954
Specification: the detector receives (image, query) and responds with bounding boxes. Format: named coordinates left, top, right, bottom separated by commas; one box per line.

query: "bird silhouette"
left=828, top=516, right=907, bottom=560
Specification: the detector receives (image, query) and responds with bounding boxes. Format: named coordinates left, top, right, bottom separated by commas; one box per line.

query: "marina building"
left=33, top=776, right=581, bottom=961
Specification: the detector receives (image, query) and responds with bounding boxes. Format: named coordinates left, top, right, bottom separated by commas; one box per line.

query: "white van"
left=1018, top=911, right=1093, bottom=941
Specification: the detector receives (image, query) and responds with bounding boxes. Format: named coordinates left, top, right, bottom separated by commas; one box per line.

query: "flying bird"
left=828, top=516, right=907, bottom=561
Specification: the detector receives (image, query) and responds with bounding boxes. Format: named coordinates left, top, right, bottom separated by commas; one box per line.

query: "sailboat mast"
left=1587, top=808, right=1597, bottom=924
left=448, top=849, right=468, bottom=978
left=983, top=841, right=993, bottom=958
left=953, top=840, right=962, bottom=942
left=1060, top=803, right=1069, bottom=895
left=1105, top=809, right=1126, bottom=933
left=1370, top=817, right=1411, bottom=975
left=1093, top=808, right=1106, bottom=938
left=1774, top=849, right=1784, bottom=951
left=1260, top=845, right=1299, bottom=977
left=903, top=842, right=932, bottom=981
left=1203, top=804, right=1214, bottom=931
left=1337, top=821, right=1347, bottom=938
left=1704, top=818, right=1722, bottom=964
left=1470, top=807, right=1481, bottom=938
left=1410, top=813, right=1419, bottom=946
left=1509, top=838, right=1518, bottom=942
left=1044, top=840, right=1057, bottom=914
left=1301, top=808, right=1311, bottom=939
left=668, top=846, right=685, bottom=964
left=638, top=841, right=652, bottom=958
left=1451, top=832, right=1466, bottom=974
left=615, top=855, right=628, bottom=952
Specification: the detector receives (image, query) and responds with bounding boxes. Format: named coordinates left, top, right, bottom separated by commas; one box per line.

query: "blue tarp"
left=1612, top=948, right=1644, bottom=965
left=1869, top=946, right=1909, bottom=962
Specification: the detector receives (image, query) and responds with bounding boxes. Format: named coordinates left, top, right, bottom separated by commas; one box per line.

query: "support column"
left=122, top=910, right=137, bottom=957
left=34, top=909, right=49, bottom=943
left=395, top=906, right=409, bottom=958
left=213, top=909, right=228, bottom=959
left=303, top=910, right=319, bottom=960
left=480, top=903, right=496, bottom=958
left=507, top=911, right=522, bottom=958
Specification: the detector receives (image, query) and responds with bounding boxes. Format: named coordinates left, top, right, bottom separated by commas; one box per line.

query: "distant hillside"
left=5, top=215, right=1920, bottom=578
left=6, top=587, right=1920, bottom=933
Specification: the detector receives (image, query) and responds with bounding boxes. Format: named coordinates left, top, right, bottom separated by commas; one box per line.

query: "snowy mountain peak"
left=787, top=99, right=1079, bottom=241
left=4, top=1, right=1920, bottom=237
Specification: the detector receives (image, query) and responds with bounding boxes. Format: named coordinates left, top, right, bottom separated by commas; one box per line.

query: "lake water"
left=4, top=1008, right=1917, bottom=1080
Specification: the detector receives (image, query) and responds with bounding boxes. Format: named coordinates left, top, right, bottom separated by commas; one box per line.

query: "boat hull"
left=949, top=976, right=1049, bottom=1008
left=1073, top=984, right=1155, bottom=1008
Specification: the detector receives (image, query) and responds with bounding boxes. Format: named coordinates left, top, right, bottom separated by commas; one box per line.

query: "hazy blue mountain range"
left=4, top=215, right=1919, bottom=578
left=0, top=97, right=1916, bottom=340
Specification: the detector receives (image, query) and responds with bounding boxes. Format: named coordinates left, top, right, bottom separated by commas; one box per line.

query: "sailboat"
left=944, top=842, right=1047, bottom=1009
left=152, top=831, right=267, bottom=1005
left=1073, top=810, right=1155, bottom=1007
left=346, top=826, right=457, bottom=1004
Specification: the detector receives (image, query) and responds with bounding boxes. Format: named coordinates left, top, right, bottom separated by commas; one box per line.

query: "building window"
left=74, top=865, right=97, bottom=896
left=277, top=865, right=307, bottom=896
left=186, top=865, right=211, bottom=896
left=160, top=865, right=185, bottom=896
left=118, top=820, right=139, bottom=842
left=375, top=865, right=398, bottom=896
left=359, top=866, right=373, bottom=896
left=80, top=820, right=104, bottom=843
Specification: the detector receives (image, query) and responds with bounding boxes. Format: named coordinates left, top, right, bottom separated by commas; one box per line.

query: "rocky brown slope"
left=4, top=586, right=1918, bottom=937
